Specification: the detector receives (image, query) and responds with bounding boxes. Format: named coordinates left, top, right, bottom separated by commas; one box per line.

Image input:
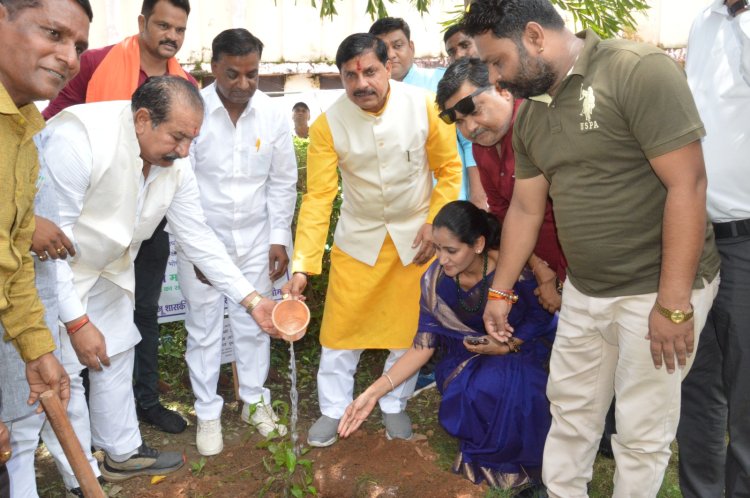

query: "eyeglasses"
left=438, top=86, right=492, bottom=125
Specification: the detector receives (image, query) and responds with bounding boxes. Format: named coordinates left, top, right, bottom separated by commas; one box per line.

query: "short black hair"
left=368, top=16, right=411, bottom=41
left=335, top=33, right=388, bottom=71
left=211, top=28, right=263, bottom=63
left=141, top=0, right=190, bottom=19
left=433, top=201, right=501, bottom=252
left=443, top=23, right=464, bottom=44
left=131, top=75, right=203, bottom=127
left=292, top=102, right=309, bottom=112
left=462, top=0, right=564, bottom=40
left=1, top=0, right=93, bottom=21
left=435, top=58, right=491, bottom=111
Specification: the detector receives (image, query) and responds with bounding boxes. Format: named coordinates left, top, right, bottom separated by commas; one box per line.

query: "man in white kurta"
left=179, top=29, right=297, bottom=456
left=284, top=33, right=461, bottom=448
left=38, top=76, right=278, bottom=482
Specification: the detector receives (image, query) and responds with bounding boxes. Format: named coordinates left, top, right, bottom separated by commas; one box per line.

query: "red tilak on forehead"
left=356, top=60, right=362, bottom=71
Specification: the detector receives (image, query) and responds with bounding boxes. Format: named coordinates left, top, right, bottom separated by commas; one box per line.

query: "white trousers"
left=44, top=348, right=141, bottom=488
left=5, top=407, right=101, bottom=495
left=178, top=254, right=272, bottom=421
left=317, top=346, right=419, bottom=419
left=6, top=412, right=45, bottom=497
left=542, top=277, right=719, bottom=498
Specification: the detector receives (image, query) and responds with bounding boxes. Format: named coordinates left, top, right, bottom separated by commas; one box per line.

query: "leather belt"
left=713, top=218, right=750, bottom=239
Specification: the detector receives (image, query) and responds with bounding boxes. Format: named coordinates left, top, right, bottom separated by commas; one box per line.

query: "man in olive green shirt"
left=463, top=1, right=720, bottom=496
left=0, top=0, right=92, bottom=481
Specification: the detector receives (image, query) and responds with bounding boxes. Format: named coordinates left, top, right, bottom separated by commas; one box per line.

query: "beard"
left=500, top=42, right=557, bottom=99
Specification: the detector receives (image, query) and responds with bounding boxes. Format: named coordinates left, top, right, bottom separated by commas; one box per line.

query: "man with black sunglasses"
left=436, top=58, right=566, bottom=313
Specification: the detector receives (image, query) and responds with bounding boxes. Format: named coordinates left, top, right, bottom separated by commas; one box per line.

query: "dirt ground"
left=34, top=349, right=488, bottom=498
left=105, top=407, right=485, bottom=498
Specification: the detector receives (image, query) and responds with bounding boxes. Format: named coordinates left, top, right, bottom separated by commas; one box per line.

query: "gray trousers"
left=678, top=234, right=750, bottom=498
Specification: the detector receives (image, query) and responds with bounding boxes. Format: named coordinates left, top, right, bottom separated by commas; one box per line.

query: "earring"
left=476, top=250, right=481, bottom=254
left=539, top=47, right=545, bottom=53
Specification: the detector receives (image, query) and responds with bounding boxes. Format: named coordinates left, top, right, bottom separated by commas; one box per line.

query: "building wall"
left=89, top=0, right=710, bottom=66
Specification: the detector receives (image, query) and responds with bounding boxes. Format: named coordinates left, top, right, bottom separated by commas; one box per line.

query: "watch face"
left=671, top=310, right=686, bottom=324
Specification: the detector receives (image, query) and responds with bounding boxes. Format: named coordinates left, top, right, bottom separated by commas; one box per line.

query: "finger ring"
left=0, top=450, right=11, bottom=464
left=56, top=247, right=65, bottom=254
left=38, top=254, right=47, bottom=261
left=282, top=293, right=290, bottom=300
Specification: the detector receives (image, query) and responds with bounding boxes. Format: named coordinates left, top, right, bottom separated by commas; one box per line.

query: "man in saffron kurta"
left=42, top=0, right=196, bottom=434
left=284, top=33, right=461, bottom=448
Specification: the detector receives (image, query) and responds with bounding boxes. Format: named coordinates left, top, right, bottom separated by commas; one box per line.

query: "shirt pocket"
left=243, top=142, right=272, bottom=180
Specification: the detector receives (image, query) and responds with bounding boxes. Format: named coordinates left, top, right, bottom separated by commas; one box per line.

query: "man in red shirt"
left=43, top=0, right=196, bottom=435
left=436, top=57, right=566, bottom=312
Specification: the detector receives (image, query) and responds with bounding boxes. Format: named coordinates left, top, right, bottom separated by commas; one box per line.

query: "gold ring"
left=282, top=293, right=290, bottom=300
left=38, top=254, right=47, bottom=261
left=56, top=247, right=65, bottom=254
left=0, top=450, right=11, bottom=464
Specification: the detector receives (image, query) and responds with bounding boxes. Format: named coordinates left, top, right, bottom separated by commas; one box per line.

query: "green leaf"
left=285, top=448, right=298, bottom=473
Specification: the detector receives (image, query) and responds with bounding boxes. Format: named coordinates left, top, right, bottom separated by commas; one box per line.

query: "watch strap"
left=245, top=294, right=263, bottom=314
left=654, top=301, right=694, bottom=323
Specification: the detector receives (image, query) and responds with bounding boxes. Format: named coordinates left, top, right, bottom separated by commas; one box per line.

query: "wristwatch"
left=654, top=301, right=694, bottom=324
left=245, top=294, right=263, bottom=314
left=728, top=0, right=749, bottom=17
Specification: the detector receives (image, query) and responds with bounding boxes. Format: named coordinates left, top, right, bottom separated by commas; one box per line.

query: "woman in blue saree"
left=338, top=201, right=557, bottom=492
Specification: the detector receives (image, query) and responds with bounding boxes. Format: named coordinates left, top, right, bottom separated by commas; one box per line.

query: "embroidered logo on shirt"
left=579, top=85, right=599, bottom=131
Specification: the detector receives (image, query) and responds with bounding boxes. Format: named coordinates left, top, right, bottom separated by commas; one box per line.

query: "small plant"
left=253, top=400, right=318, bottom=497
left=190, top=456, right=207, bottom=477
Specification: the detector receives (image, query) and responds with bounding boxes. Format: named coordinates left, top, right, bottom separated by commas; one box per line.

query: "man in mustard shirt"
left=0, top=0, right=92, bottom=492
left=284, top=33, right=461, bottom=448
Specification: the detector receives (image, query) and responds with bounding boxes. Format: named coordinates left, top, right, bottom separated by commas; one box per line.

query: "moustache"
left=470, top=128, right=488, bottom=140
left=162, top=153, right=179, bottom=163
left=353, top=89, right=376, bottom=98
left=160, top=40, right=178, bottom=49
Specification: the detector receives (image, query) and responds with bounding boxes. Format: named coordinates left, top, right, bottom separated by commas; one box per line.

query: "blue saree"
left=415, top=260, right=557, bottom=489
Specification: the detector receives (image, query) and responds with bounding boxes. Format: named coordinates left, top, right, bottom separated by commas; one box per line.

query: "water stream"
left=288, top=341, right=300, bottom=456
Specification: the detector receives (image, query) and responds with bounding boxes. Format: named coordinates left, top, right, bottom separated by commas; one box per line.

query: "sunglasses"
left=439, top=86, right=492, bottom=125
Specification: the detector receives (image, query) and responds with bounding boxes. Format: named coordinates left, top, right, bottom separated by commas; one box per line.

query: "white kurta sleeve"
left=39, top=121, right=92, bottom=322
left=166, top=166, right=255, bottom=303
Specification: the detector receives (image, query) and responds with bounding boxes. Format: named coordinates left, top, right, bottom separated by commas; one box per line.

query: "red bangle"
left=66, top=316, right=90, bottom=335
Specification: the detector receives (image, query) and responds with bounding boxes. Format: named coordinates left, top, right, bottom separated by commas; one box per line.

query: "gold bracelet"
left=245, top=294, right=263, bottom=314
left=488, top=287, right=519, bottom=304
left=382, top=373, right=395, bottom=392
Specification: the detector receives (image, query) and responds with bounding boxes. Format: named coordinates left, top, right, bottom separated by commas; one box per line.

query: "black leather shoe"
left=136, top=403, right=187, bottom=434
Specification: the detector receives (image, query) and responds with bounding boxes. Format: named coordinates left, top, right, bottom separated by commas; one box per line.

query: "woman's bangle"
left=488, top=287, right=519, bottom=304
left=66, top=315, right=90, bottom=335
left=382, top=373, right=395, bottom=392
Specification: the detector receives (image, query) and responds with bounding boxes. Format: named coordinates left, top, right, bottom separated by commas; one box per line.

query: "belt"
left=713, top=218, right=750, bottom=239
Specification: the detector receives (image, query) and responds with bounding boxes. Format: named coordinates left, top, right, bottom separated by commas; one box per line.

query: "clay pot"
left=272, top=299, right=310, bottom=342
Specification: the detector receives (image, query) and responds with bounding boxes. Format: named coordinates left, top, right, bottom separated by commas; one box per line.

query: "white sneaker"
left=241, top=402, right=288, bottom=438
left=196, top=418, right=223, bottom=456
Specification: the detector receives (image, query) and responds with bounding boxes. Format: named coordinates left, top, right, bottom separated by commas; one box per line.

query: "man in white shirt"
left=678, top=1, right=750, bottom=496
left=38, top=76, right=278, bottom=482
left=179, top=29, right=296, bottom=456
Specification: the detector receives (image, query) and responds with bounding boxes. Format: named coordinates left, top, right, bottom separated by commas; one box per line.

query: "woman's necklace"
left=454, top=252, right=489, bottom=313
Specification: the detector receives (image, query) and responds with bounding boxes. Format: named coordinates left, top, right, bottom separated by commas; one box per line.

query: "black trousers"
left=132, top=219, right=170, bottom=410
left=678, top=234, right=750, bottom=497
left=0, top=464, right=9, bottom=498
